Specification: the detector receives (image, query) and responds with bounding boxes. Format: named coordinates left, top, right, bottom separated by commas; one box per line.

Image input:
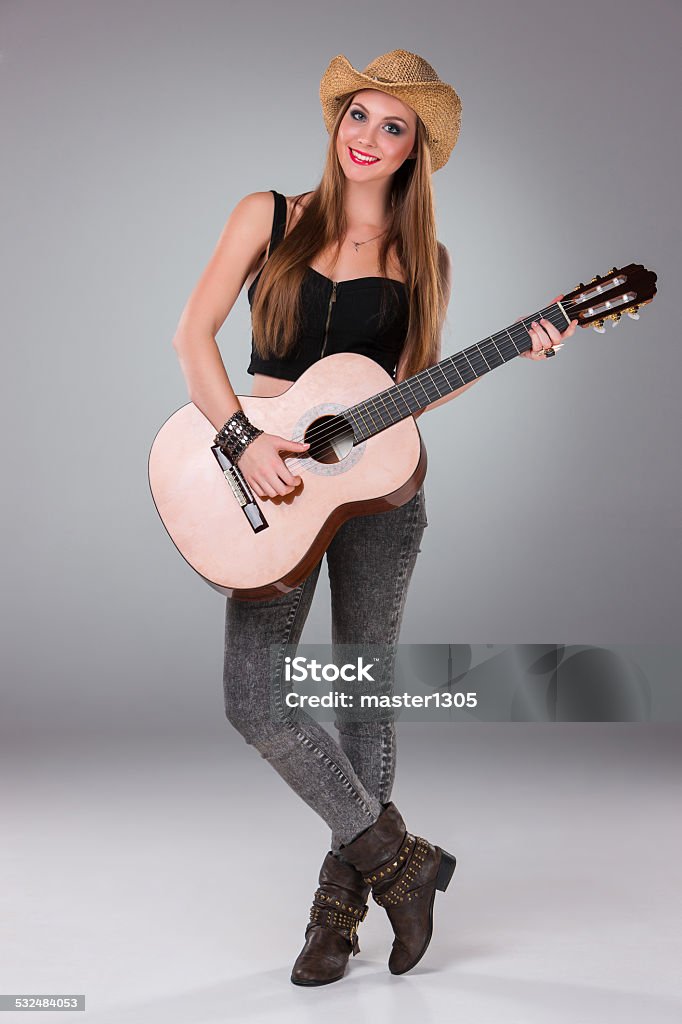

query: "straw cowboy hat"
left=319, top=49, right=462, bottom=172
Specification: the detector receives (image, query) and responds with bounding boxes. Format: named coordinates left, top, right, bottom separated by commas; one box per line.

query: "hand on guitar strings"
left=517, top=293, right=578, bottom=360
left=238, top=432, right=310, bottom=499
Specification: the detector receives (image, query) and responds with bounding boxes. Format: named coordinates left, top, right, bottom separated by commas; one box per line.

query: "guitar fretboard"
left=346, top=302, right=570, bottom=442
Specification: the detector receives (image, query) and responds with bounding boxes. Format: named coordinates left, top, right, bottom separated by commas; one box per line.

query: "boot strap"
left=312, top=889, right=368, bottom=921
left=362, top=832, right=416, bottom=886
left=369, top=835, right=431, bottom=908
left=307, top=896, right=367, bottom=955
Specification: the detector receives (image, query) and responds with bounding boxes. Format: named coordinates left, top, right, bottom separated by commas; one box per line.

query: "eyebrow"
left=350, top=100, right=410, bottom=126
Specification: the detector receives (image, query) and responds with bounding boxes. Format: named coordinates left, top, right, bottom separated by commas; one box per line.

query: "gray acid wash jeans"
left=223, top=486, right=427, bottom=852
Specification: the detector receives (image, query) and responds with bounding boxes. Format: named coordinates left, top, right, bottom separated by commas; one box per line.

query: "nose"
left=355, top=136, right=378, bottom=153
left=355, top=127, right=378, bottom=150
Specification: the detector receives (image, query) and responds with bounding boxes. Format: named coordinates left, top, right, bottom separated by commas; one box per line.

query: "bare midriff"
left=251, top=373, right=294, bottom=398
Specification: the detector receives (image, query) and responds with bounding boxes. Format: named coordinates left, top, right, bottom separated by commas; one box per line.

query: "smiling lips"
left=348, top=146, right=380, bottom=165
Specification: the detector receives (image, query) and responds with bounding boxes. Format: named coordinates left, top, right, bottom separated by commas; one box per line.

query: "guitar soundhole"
left=304, top=415, right=355, bottom=465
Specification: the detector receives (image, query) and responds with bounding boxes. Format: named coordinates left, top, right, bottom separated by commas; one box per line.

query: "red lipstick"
left=348, top=146, right=380, bottom=165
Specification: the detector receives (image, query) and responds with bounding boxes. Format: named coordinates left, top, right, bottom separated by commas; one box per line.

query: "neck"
left=346, top=301, right=572, bottom=443
left=342, top=177, right=393, bottom=230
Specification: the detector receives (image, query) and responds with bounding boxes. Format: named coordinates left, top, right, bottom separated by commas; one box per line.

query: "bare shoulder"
left=228, top=190, right=276, bottom=255
left=172, top=190, right=276, bottom=341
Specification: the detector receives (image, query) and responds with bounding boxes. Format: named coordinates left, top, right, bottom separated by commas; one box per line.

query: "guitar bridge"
left=211, top=445, right=268, bottom=533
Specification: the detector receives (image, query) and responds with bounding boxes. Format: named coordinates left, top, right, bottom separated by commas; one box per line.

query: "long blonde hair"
left=250, top=92, right=448, bottom=379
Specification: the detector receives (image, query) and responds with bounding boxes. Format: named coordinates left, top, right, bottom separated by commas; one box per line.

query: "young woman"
left=172, top=50, right=577, bottom=986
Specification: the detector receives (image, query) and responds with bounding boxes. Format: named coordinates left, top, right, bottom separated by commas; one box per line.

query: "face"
left=336, top=89, right=418, bottom=180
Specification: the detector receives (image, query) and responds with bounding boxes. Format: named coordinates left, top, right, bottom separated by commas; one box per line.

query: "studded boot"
left=290, top=849, right=371, bottom=986
left=338, top=801, right=457, bottom=975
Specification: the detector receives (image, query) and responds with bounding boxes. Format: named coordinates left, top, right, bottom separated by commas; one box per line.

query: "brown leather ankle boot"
left=338, top=801, right=457, bottom=975
left=290, top=850, right=371, bottom=986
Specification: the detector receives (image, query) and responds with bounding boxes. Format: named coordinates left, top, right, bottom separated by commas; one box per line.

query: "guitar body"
left=148, top=353, right=426, bottom=600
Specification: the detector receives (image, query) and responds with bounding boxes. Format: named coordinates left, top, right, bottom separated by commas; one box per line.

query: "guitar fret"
left=364, top=400, right=381, bottom=433
left=400, top=378, right=422, bottom=413
left=412, top=375, right=432, bottom=406
left=373, top=391, right=393, bottom=425
left=481, top=337, right=505, bottom=367
left=391, top=387, right=413, bottom=418
left=505, top=327, right=523, bottom=354
left=354, top=402, right=371, bottom=439
left=464, top=346, right=486, bottom=376
left=346, top=408, right=363, bottom=436
left=475, top=343, right=493, bottom=372
left=372, top=394, right=392, bottom=427
left=433, top=362, right=454, bottom=393
left=453, top=351, right=477, bottom=382
left=440, top=361, right=465, bottom=391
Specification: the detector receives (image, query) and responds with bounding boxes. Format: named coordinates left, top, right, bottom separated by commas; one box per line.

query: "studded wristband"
left=214, top=410, right=263, bottom=463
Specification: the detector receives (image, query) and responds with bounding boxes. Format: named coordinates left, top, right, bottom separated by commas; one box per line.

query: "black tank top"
left=246, top=190, right=410, bottom=381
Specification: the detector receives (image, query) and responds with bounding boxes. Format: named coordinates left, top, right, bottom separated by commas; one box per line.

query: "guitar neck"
left=347, top=300, right=571, bottom=442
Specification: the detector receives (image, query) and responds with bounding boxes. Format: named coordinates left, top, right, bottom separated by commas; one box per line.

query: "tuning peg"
left=627, top=305, right=640, bottom=320
left=573, top=282, right=585, bottom=292
left=609, top=313, right=622, bottom=327
left=593, top=319, right=606, bottom=334
left=610, top=267, right=619, bottom=274
left=590, top=275, right=601, bottom=283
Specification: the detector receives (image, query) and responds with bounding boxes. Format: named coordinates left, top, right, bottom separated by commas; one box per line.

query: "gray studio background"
left=3, top=0, right=680, bottom=742
left=2, top=3, right=681, bottom=1022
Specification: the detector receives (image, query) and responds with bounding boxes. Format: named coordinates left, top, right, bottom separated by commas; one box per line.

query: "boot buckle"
left=349, top=921, right=360, bottom=956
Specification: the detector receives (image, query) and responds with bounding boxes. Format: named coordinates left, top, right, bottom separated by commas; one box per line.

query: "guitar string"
left=272, top=299, right=591, bottom=468
left=248, top=291, right=620, bottom=461
left=278, top=292, right=619, bottom=457
left=240, top=294, right=630, bottom=485
left=270, top=301, right=620, bottom=477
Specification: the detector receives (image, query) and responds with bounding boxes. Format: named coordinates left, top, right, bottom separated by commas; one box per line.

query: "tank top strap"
left=268, top=190, right=288, bottom=255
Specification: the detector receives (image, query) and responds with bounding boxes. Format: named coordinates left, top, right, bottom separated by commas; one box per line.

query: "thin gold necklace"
left=349, top=230, right=387, bottom=254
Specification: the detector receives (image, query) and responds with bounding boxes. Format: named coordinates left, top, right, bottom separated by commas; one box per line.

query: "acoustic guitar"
left=148, top=263, right=657, bottom=600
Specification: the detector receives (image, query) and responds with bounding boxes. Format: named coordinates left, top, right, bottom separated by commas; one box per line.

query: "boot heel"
left=435, top=848, right=457, bottom=892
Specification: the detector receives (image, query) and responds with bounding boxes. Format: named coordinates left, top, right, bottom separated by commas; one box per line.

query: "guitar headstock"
left=561, top=263, right=657, bottom=333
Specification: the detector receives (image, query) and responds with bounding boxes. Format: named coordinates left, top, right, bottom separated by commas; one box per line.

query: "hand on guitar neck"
left=238, top=431, right=310, bottom=500
left=517, top=293, right=578, bottom=360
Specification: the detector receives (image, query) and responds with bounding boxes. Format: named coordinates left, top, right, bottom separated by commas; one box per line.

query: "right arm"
left=171, top=191, right=308, bottom=498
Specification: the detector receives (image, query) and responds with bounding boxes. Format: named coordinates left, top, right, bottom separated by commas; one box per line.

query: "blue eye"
left=349, top=108, right=401, bottom=134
